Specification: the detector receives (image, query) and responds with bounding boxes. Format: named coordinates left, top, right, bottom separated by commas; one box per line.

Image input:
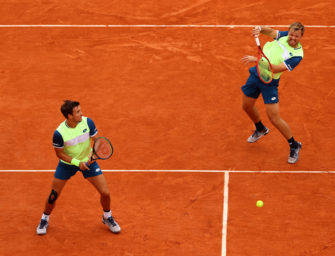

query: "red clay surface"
left=0, top=1, right=335, bottom=256
left=228, top=173, right=335, bottom=256
left=0, top=172, right=224, bottom=256
left=0, top=27, right=334, bottom=171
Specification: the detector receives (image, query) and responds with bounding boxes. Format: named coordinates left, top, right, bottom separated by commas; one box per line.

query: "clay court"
left=1, top=1, right=335, bottom=255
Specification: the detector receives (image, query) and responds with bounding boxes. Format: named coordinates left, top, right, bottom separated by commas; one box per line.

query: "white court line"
left=0, top=25, right=334, bottom=28
left=1, top=169, right=334, bottom=173
left=221, top=172, right=229, bottom=256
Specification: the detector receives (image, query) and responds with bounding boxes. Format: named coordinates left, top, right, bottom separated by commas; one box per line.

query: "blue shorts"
left=55, top=161, right=103, bottom=180
left=241, top=68, right=280, bottom=104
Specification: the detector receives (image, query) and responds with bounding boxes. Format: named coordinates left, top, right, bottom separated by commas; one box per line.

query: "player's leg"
left=242, top=94, right=260, bottom=123
left=37, top=162, right=77, bottom=235
left=265, top=103, right=292, bottom=139
left=44, top=178, right=68, bottom=214
left=87, top=174, right=111, bottom=211
left=241, top=74, right=269, bottom=143
left=84, top=162, right=121, bottom=233
left=242, top=95, right=269, bottom=142
left=36, top=177, right=68, bottom=235
left=265, top=103, right=302, bottom=163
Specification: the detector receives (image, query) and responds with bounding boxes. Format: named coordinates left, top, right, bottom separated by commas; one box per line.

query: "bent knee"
left=47, top=189, right=58, bottom=204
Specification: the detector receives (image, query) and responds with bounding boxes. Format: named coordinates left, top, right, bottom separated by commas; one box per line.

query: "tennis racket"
left=255, top=37, right=273, bottom=84
left=90, top=136, right=114, bottom=161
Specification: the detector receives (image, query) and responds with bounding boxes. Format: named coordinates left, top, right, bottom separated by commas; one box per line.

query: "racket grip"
left=86, top=155, right=96, bottom=166
left=85, top=156, right=93, bottom=166
left=255, top=37, right=260, bottom=46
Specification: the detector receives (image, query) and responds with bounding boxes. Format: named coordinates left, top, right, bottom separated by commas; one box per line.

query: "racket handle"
left=86, top=155, right=97, bottom=166
left=255, top=37, right=260, bottom=46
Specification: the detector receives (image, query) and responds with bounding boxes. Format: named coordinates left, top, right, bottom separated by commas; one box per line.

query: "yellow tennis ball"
left=256, top=200, right=264, bottom=207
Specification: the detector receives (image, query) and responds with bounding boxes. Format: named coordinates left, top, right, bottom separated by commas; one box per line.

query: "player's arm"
left=241, top=55, right=287, bottom=72
left=91, top=133, right=99, bottom=142
left=271, top=62, right=288, bottom=73
left=87, top=118, right=99, bottom=165
left=54, top=147, right=89, bottom=171
left=241, top=55, right=257, bottom=64
left=88, top=118, right=98, bottom=142
left=87, top=117, right=99, bottom=145
left=86, top=133, right=99, bottom=166
left=253, top=26, right=278, bottom=39
left=273, top=56, right=303, bottom=73
left=242, top=58, right=286, bottom=73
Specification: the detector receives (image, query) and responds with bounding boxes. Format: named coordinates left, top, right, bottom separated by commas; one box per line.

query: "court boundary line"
left=221, top=172, right=229, bottom=256
left=1, top=170, right=334, bottom=173
left=0, top=25, right=334, bottom=28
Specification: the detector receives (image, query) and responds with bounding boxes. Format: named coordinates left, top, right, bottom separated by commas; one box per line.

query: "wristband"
left=71, top=158, right=80, bottom=167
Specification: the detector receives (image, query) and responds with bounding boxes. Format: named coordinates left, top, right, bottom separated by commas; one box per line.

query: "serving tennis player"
left=241, top=22, right=304, bottom=164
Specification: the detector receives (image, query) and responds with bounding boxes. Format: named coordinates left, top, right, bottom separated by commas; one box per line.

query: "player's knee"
left=242, top=101, right=253, bottom=112
left=267, top=113, right=280, bottom=125
left=101, top=190, right=110, bottom=199
left=48, top=189, right=58, bottom=204
left=242, top=102, right=248, bottom=111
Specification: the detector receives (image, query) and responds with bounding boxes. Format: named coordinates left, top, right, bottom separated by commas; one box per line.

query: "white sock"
left=103, top=210, right=112, bottom=219
left=41, top=213, right=49, bottom=221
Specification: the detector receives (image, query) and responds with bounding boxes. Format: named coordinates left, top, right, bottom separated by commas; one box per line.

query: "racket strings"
left=94, top=138, right=113, bottom=159
left=257, top=56, right=272, bottom=83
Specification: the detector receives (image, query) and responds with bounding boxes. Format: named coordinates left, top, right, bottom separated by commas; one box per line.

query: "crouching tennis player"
left=36, top=100, right=121, bottom=235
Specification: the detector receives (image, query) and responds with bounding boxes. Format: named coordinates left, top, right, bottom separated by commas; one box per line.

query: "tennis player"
left=241, top=22, right=304, bottom=164
left=36, top=100, right=121, bottom=235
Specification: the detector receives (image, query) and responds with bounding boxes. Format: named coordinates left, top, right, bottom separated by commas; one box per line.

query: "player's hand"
left=252, top=26, right=261, bottom=38
left=87, top=158, right=96, bottom=166
left=79, top=162, right=90, bottom=171
left=241, top=55, right=257, bottom=64
left=86, top=151, right=96, bottom=166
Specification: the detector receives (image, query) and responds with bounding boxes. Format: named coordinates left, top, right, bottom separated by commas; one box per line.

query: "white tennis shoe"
left=247, top=127, right=270, bottom=143
left=103, top=216, right=121, bottom=233
left=36, top=219, right=48, bottom=235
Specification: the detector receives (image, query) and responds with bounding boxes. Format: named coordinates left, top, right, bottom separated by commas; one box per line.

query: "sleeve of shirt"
left=87, top=118, right=98, bottom=137
left=284, top=56, right=303, bottom=71
left=53, top=130, right=64, bottom=148
left=277, top=30, right=288, bottom=40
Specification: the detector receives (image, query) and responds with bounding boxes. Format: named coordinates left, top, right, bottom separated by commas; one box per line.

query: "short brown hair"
left=61, top=100, right=80, bottom=119
left=289, top=22, right=304, bottom=36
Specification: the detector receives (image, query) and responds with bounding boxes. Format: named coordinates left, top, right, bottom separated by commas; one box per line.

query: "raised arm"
left=253, top=26, right=278, bottom=39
